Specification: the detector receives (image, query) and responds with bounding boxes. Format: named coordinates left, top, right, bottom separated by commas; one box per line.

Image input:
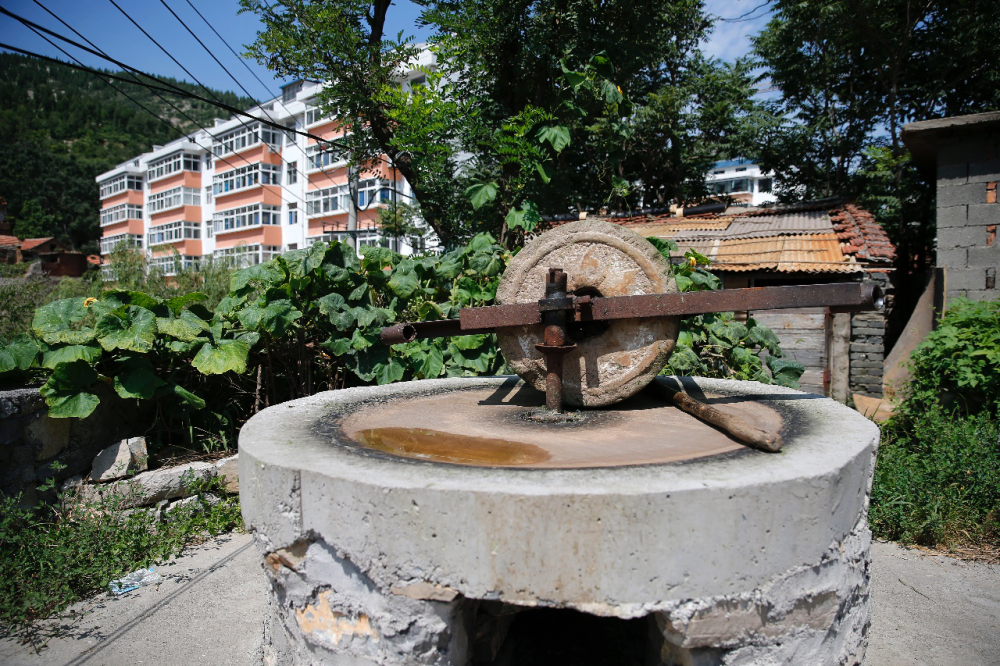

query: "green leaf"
left=466, top=181, right=498, bottom=209
left=375, top=357, right=405, bottom=385
left=388, top=266, right=420, bottom=299
left=237, top=299, right=302, bottom=337
left=32, top=298, right=94, bottom=345
left=165, top=292, right=208, bottom=316
left=537, top=124, right=572, bottom=153
left=1, top=336, right=41, bottom=371
left=535, top=161, right=554, bottom=184
left=38, top=360, right=99, bottom=418
left=321, top=336, right=353, bottom=357
left=600, top=79, right=623, bottom=104
left=157, top=310, right=211, bottom=341
left=505, top=200, right=542, bottom=232
left=192, top=339, right=249, bottom=375
left=231, top=262, right=285, bottom=291
left=317, top=292, right=347, bottom=315
left=418, top=346, right=444, bottom=379
left=563, top=69, right=587, bottom=92
left=767, top=356, right=805, bottom=388
left=95, top=306, right=157, bottom=353
left=41, top=344, right=101, bottom=369
left=114, top=362, right=167, bottom=400
left=165, top=383, right=206, bottom=409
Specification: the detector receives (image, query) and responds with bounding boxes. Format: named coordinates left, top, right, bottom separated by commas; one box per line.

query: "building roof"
left=902, top=111, right=1000, bottom=177
left=713, top=158, right=754, bottom=169
left=588, top=202, right=895, bottom=274
left=20, top=237, right=57, bottom=252
left=0, top=235, right=20, bottom=248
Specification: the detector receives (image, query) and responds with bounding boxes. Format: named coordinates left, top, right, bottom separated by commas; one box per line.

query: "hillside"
left=0, top=53, right=255, bottom=250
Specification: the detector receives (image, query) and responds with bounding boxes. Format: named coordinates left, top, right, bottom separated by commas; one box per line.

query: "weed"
left=0, top=475, right=242, bottom=645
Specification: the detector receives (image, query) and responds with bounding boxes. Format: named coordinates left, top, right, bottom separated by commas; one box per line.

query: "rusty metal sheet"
left=670, top=234, right=862, bottom=273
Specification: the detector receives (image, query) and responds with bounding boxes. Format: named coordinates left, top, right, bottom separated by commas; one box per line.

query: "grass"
left=0, top=473, right=243, bottom=647
left=870, top=407, right=1000, bottom=556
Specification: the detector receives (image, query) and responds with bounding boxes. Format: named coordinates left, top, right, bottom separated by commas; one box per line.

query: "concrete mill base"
left=239, top=377, right=880, bottom=665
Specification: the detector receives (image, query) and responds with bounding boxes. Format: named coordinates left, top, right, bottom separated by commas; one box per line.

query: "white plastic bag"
left=109, top=567, right=162, bottom=595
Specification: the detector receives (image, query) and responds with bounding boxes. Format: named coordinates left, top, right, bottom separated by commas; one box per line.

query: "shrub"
left=870, top=407, right=1000, bottom=548
left=0, top=474, right=242, bottom=643
left=0, top=235, right=801, bottom=452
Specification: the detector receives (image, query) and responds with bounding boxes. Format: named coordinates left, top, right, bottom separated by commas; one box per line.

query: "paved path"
left=2, top=534, right=998, bottom=665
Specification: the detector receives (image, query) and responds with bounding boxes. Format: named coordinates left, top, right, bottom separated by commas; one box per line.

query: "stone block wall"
left=935, top=133, right=1000, bottom=303
left=849, top=273, right=891, bottom=398
left=0, top=386, right=152, bottom=505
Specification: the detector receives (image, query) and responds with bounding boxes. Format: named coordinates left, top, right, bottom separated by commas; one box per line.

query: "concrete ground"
left=1, top=534, right=998, bottom=665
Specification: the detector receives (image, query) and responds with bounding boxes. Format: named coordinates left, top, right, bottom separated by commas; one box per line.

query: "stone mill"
left=239, top=221, right=883, bottom=665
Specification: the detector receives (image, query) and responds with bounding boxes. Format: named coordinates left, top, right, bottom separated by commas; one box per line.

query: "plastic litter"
left=109, top=567, right=162, bottom=595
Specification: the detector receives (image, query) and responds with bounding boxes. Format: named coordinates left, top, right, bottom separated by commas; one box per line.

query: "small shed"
left=596, top=202, right=896, bottom=400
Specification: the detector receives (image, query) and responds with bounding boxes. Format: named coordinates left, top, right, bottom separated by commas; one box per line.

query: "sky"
left=0, top=0, right=772, bottom=102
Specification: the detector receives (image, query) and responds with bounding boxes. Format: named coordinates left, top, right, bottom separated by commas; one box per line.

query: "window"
left=99, top=174, right=144, bottom=199
left=282, top=81, right=303, bottom=103
left=410, top=75, right=426, bottom=89
left=213, top=203, right=281, bottom=233
left=212, top=163, right=281, bottom=196
left=305, top=104, right=329, bottom=126
left=735, top=167, right=747, bottom=172
left=100, top=203, right=144, bottom=226
left=211, top=122, right=282, bottom=158
left=306, top=143, right=347, bottom=171
left=757, top=178, right=773, bottom=193
left=713, top=170, right=725, bottom=175
left=708, top=179, right=751, bottom=195
left=147, top=152, right=201, bottom=182
left=148, top=254, right=199, bottom=276
left=99, top=233, right=142, bottom=255
left=214, top=244, right=281, bottom=268
left=307, top=184, right=350, bottom=216
left=147, top=220, right=202, bottom=246
left=306, top=230, right=379, bottom=248
left=147, top=187, right=201, bottom=213
left=287, top=161, right=298, bottom=184
left=205, top=185, right=213, bottom=204
left=356, top=178, right=394, bottom=208
left=289, top=209, right=299, bottom=225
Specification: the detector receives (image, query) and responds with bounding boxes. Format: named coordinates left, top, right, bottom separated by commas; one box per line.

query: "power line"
left=183, top=0, right=277, bottom=99
left=8, top=4, right=314, bottom=213
left=0, top=6, right=344, bottom=150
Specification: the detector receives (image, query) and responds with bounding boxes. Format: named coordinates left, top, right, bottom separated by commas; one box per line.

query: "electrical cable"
left=0, top=6, right=344, bottom=149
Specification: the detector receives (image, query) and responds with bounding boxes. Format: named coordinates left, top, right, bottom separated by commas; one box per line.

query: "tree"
left=241, top=0, right=754, bottom=246
left=750, top=0, right=1000, bottom=269
left=12, top=199, right=57, bottom=240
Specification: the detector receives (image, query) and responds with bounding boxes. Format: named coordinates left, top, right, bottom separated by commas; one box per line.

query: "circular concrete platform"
left=240, top=376, right=880, bottom=665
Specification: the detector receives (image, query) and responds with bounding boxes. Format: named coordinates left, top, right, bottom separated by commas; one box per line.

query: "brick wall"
left=935, top=133, right=1000, bottom=303
left=849, top=272, right=891, bottom=397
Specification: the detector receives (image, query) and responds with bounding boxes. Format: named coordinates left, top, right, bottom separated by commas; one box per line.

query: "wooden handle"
left=652, top=382, right=784, bottom=453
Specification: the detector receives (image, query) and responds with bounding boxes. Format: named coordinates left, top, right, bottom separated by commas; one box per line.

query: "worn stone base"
left=240, top=377, right=879, bottom=665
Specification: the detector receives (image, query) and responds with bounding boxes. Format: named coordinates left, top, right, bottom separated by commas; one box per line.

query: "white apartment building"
left=705, top=159, right=777, bottom=207
left=96, top=50, right=436, bottom=277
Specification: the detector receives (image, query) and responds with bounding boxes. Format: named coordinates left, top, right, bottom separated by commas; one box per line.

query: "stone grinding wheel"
left=496, top=220, right=679, bottom=407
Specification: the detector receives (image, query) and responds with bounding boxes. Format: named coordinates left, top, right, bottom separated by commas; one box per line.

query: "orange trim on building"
left=306, top=120, right=346, bottom=144
left=101, top=219, right=145, bottom=235
left=214, top=225, right=283, bottom=249
left=149, top=171, right=202, bottom=193
left=214, top=143, right=283, bottom=171
left=150, top=206, right=202, bottom=225
left=101, top=190, right=144, bottom=207
left=214, top=184, right=283, bottom=209
left=149, top=239, right=203, bottom=256
left=307, top=168, right=350, bottom=191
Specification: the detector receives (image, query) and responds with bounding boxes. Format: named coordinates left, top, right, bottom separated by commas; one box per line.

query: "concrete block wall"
left=935, top=133, right=1000, bottom=303
left=0, top=386, right=151, bottom=505
left=849, top=273, right=891, bottom=398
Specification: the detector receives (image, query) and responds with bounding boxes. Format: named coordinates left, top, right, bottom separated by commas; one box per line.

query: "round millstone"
left=496, top=220, right=679, bottom=407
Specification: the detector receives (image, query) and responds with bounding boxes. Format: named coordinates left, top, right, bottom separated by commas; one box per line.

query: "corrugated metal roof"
left=669, top=233, right=863, bottom=273
left=668, top=211, right=832, bottom=240
left=634, top=220, right=733, bottom=237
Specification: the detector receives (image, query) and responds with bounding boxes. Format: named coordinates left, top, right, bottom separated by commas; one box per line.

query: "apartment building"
left=96, top=54, right=434, bottom=277
left=705, top=159, right=777, bottom=207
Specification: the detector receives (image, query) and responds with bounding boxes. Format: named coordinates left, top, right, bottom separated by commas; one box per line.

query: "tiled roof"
left=20, top=237, right=56, bottom=251
left=0, top=235, right=20, bottom=248
left=586, top=200, right=895, bottom=274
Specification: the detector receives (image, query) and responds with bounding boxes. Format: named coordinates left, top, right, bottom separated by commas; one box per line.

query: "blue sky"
left=0, top=0, right=771, bottom=101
